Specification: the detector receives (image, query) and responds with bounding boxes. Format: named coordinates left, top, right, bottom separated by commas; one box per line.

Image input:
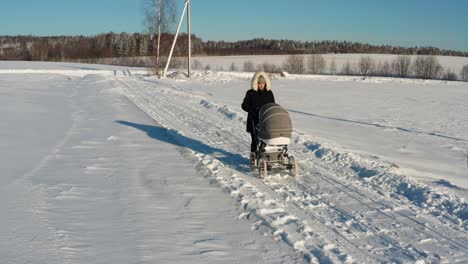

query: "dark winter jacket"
left=241, top=71, right=275, bottom=133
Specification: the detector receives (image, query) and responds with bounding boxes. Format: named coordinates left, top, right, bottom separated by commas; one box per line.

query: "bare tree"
left=144, top=0, right=177, bottom=71
left=461, top=65, right=468, bottom=82
left=358, top=56, right=375, bottom=76
left=443, top=68, right=458, bottom=81
left=329, top=58, right=337, bottom=75
left=31, top=39, right=49, bottom=61
left=307, top=54, right=326, bottom=74
left=392, top=55, right=412, bottom=78
left=257, top=62, right=280, bottom=73
left=283, top=55, right=305, bottom=74
left=374, top=61, right=382, bottom=76
left=243, top=60, right=255, bottom=72
left=229, top=62, right=237, bottom=72
left=413, top=56, right=442, bottom=79
left=380, top=61, right=392, bottom=77
left=341, top=60, right=354, bottom=75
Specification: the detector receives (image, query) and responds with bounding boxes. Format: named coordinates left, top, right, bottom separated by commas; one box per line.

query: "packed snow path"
left=0, top=73, right=302, bottom=264
left=117, top=74, right=468, bottom=263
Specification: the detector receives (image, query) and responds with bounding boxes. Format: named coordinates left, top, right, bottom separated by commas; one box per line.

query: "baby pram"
left=251, top=103, right=298, bottom=178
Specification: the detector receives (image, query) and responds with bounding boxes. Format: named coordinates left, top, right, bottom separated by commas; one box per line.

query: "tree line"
left=1, top=34, right=467, bottom=62
left=236, top=54, right=468, bottom=81
left=0, top=33, right=204, bottom=61
left=204, top=39, right=468, bottom=57
left=187, top=54, right=468, bottom=82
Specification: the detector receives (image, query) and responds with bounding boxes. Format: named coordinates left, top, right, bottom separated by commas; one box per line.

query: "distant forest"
left=1, top=32, right=467, bottom=61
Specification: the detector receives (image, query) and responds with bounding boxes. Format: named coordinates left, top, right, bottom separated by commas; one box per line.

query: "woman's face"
left=258, top=82, right=266, bottom=90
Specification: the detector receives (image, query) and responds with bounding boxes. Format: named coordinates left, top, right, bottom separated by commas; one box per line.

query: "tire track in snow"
left=116, top=75, right=468, bottom=263
left=114, top=77, right=367, bottom=262
left=116, top=77, right=355, bottom=262
left=297, top=159, right=468, bottom=253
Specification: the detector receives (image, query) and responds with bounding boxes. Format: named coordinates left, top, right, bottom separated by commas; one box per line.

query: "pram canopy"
left=256, top=103, right=292, bottom=145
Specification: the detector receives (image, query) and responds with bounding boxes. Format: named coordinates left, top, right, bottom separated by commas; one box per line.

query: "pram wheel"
left=258, top=159, right=268, bottom=179
left=289, top=156, right=298, bottom=177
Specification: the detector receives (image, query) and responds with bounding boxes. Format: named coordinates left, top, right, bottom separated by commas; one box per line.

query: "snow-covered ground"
left=168, top=71, right=468, bottom=191
left=1, top=61, right=467, bottom=263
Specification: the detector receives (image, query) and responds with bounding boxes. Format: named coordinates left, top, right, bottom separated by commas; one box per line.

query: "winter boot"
left=250, top=152, right=257, bottom=170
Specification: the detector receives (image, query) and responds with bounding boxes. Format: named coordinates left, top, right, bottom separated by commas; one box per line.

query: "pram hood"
left=256, top=103, right=292, bottom=141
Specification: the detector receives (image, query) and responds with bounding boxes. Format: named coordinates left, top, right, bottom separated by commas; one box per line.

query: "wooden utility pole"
left=156, top=0, right=162, bottom=68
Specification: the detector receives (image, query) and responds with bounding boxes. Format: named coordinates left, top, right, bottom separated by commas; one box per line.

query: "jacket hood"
left=251, top=71, right=271, bottom=91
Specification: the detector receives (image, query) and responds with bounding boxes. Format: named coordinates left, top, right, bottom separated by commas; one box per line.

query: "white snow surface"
left=1, top=61, right=467, bottom=264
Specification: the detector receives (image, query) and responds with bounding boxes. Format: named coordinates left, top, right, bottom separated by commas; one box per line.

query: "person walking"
left=241, top=71, right=275, bottom=163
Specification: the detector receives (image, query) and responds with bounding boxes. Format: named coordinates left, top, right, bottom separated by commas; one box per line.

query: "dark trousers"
left=250, top=131, right=258, bottom=152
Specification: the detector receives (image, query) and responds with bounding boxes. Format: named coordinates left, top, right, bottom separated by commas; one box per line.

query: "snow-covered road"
left=1, top=62, right=467, bottom=263
left=116, top=73, right=467, bottom=263
left=0, top=73, right=301, bottom=263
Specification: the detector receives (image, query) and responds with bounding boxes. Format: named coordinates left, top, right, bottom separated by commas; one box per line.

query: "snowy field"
left=0, top=61, right=467, bottom=263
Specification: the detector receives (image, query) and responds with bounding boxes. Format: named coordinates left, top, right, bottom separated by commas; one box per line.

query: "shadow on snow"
left=115, top=120, right=250, bottom=173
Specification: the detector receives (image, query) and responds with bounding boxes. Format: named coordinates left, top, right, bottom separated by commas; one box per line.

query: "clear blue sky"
left=1, top=0, right=467, bottom=51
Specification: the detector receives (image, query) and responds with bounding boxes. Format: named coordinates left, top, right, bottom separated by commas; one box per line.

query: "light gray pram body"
left=252, top=103, right=298, bottom=178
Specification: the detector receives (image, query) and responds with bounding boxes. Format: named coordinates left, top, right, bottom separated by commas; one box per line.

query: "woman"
left=241, top=71, right=275, bottom=161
